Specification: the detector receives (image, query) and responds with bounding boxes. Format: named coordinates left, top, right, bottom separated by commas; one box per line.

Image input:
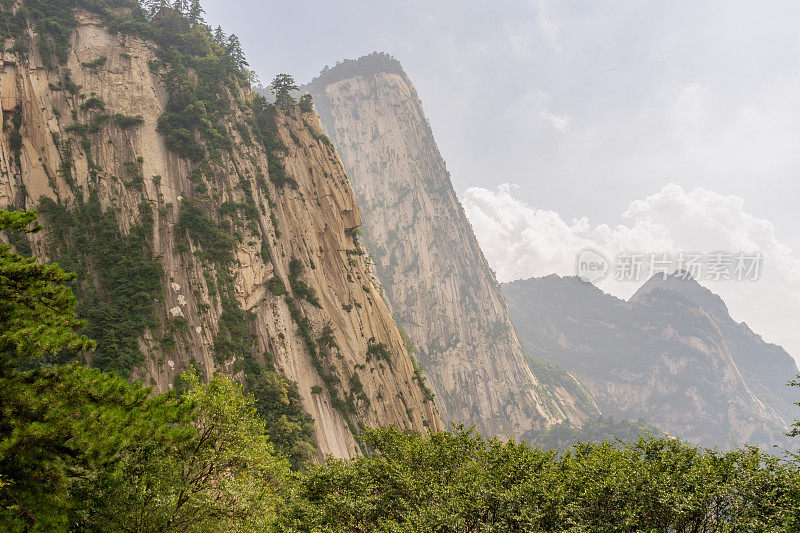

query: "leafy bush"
left=0, top=366, right=291, bottom=531
left=64, top=123, right=88, bottom=135
left=248, top=370, right=317, bottom=469
left=88, top=113, right=110, bottom=133
left=276, top=427, right=800, bottom=531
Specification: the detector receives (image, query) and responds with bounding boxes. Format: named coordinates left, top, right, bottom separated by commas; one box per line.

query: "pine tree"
left=226, top=34, right=248, bottom=71
left=299, top=93, right=314, bottom=113
left=213, top=25, right=225, bottom=45
left=143, top=0, right=170, bottom=18
left=0, top=210, right=94, bottom=365
left=270, top=73, right=298, bottom=108
left=187, top=0, right=204, bottom=25
left=172, top=0, right=187, bottom=15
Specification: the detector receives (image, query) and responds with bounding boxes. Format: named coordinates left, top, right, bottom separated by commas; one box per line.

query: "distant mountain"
left=304, top=53, right=598, bottom=437
left=502, top=273, right=799, bottom=449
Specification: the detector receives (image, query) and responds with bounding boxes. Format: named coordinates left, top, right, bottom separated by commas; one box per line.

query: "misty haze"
left=1, top=0, right=798, bottom=530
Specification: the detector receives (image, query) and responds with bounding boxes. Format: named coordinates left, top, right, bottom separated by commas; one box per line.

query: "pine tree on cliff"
left=226, top=34, right=248, bottom=70
left=187, top=0, right=205, bottom=25
left=271, top=73, right=299, bottom=108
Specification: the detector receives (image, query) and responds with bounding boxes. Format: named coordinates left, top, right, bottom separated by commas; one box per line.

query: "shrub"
left=267, top=275, right=287, bottom=296
left=81, top=56, right=106, bottom=70
left=113, top=113, right=144, bottom=129
left=288, top=257, right=321, bottom=307
left=80, top=96, right=106, bottom=112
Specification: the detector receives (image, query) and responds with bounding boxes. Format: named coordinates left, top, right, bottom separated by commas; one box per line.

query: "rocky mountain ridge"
left=502, top=273, right=799, bottom=448
left=0, top=7, right=440, bottom=460
left=305, top=53, right=598, bottom=437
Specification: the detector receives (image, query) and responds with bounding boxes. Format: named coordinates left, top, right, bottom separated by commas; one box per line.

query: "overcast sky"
left=203, top=0, right=800, bottom=361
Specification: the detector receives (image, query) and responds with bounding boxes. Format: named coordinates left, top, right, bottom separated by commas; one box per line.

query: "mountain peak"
left=305, top=52, right=406, bottom=90
left=630, top=270, right=729, bottom=317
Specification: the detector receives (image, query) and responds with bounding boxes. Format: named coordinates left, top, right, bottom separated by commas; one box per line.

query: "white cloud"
left=516, top=90, right=573, bottom=132
left=462, top=183, right=800, bottom=363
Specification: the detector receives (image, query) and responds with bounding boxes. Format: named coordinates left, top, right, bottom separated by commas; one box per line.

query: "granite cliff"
left=305, top=53, right=597, bottom=437
left=0, top=5, right=440, bottom=460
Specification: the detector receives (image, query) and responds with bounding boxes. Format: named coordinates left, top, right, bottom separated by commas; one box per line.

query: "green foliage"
left=87, top=112, right=110, bottom=133
left=38, top=195, right=162, bottom=377
left=8, top=130, right=22, bottom=167
left=176, top=197, right=237, bottom=264
left=270, top=73, right=298, bottom=108
left=298, top=93, right=313, bottom=113
left=276, top=426, right=800, bottom=532
left=303, top=118, right=333, bottom=146
left=112, top=113, right=144, bottom=129
left=248, top=370, right=317, bottom=470
left=8, top=130, right=22, bottom=153
left=267, top=275, right=287, bottom=296
left=401, top=331, right=435, bottom=402
left=149, top=7, right=250, bottom=161
left=62, top=70, right=81, bottom=95
left=79, top=95, right=106, bottom=112
left=288, top=257, right=321, bottom=307
left=213, top=296, right=253, bottom=363
left=267, top=150, right=295, bottom=188
left=0, top=209, right=94, bottom=363
left=84, top=371, right=292, bottom=531
left=526, top=353, right=600, bottom=419
left=123, top=159, right=143, bottom=189
left=234, top=121, right=252, bottom=145
left=0, top=365, right=290, bottom=530
left=0, top=364, right=191, bottom=529
left=7, top=112, right=23, bottom=167
left=366, top=337, right=392, bottom=365
left=64, top=122, right=88, bottom=135
left=2, top=211, right=32, bottom=258
left=80, top=55, right=106, bottom=70
left=252, top=94, right=297, bottom=188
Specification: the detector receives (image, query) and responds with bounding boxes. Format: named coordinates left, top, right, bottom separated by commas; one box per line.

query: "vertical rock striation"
left=305, top=53, right=597, bottom=437
left=1, top=16, right=439, bottom=459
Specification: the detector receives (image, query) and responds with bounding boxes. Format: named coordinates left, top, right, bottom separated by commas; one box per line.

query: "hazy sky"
left=203, top=0, right=800, bottom=360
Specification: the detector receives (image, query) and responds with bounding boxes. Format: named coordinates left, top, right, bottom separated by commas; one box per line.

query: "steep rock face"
left=305, top=54, right=596, bottom=437
left=0, top=16, right=440, bottom=459
left=502, top=274, right=799, bottom=448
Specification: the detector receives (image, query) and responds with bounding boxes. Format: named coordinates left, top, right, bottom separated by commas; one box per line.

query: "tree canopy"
left=0, top=210, right=94, bottom=365
left=271, top=74, right=299, bottom=108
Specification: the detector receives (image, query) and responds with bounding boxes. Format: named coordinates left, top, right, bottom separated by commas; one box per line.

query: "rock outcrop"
left=0, top=14, right=440, bottom=459
left=502, top=273, right=800, bottom=448
left=305, top=53, right=597, bottom=437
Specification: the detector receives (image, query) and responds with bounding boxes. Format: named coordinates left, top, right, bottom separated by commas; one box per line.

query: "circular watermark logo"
left=577, top=249, right=609, bottom=283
